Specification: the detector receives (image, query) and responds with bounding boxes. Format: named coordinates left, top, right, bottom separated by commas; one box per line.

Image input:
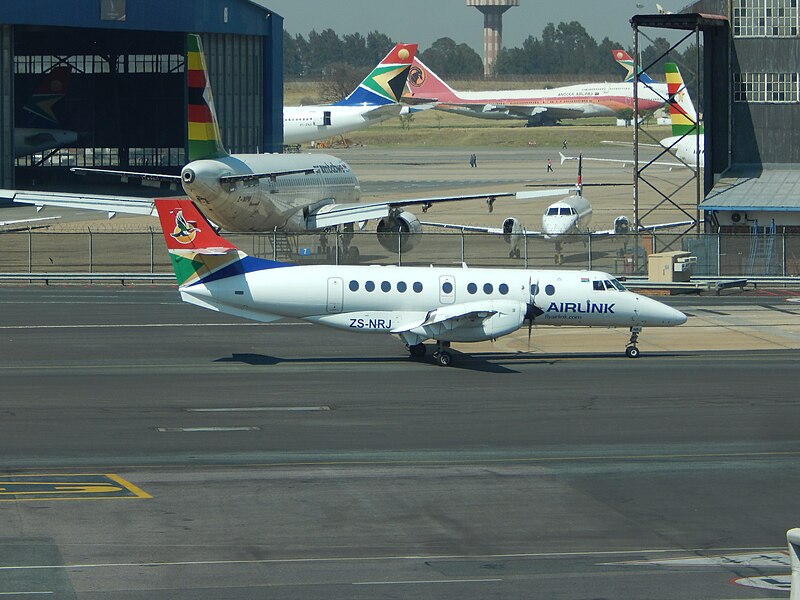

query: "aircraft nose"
left=636, top=295, right=687, bottom=326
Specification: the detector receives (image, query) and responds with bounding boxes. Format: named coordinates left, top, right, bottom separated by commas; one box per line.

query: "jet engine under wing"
left=2, top=189, right=157, bottom=217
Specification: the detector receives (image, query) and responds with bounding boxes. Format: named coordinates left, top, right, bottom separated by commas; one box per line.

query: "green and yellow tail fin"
left=186, top=34, right=227, bottom=161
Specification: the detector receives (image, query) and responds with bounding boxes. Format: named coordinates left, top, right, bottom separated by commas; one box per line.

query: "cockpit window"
left=559, top=207, right=571, bottom=216
left=593, top=281, right=605, bottom=291
left=604, top=280, right=615, bottom=290
left=546, top=207, right=559, bottom=216
left=610, top=278, right=626, bottom=291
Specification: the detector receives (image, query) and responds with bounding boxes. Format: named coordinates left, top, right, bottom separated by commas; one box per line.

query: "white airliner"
left=424, top=156, right=693, bottom=263
left=0, top=35, right=561, bottom=262
left=155, top=198, right=687, bottom=366
left=284, top=43, right=417, bottom=144
left=403, top=54, right=667, bottom=127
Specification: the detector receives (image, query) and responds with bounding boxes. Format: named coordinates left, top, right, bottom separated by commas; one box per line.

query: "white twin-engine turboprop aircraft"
left=156, top=198, right=687, bottom=366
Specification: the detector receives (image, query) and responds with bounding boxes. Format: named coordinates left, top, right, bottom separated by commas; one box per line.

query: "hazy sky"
left=255, top=0, right=690, bottom=51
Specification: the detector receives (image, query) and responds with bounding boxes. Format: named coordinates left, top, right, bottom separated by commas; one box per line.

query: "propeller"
left=524, top=278, right=544, bottom=350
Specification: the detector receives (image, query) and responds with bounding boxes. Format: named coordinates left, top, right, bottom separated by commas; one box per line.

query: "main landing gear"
left=407, top=341, right=454, bottom=366
left=625, top=326, right=641, bottom=358
left=318, top=225, right=361, bottom=264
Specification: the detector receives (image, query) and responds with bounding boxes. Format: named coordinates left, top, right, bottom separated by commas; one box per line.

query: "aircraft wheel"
left=409, top=343, right=426, bottom=358
left=434, top=350, right=453, bottom=367
left=554, top=253, right=564, bottom=265
left=625, top=346, right=640, bottom=359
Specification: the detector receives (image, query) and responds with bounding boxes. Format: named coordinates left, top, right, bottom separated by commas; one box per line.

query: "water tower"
left=466, top=0, right=519, bottom=77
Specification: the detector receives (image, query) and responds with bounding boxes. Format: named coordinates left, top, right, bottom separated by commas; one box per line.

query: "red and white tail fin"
left=154, top=198, right=237, bottom=254
left=405, top=57, right=462, bottom=102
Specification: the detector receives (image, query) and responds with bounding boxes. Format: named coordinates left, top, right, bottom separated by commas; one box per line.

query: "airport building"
left=0, top=0, right=283, bottom=189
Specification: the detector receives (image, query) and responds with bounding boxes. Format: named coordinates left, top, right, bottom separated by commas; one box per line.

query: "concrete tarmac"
left=0, top=285, right=798, bottom=598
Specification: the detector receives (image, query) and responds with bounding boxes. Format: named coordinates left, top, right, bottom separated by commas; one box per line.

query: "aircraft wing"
left=0, top=189, right=158, bottom=218
left=0, top=215, right=62, bottom=228
left=392, top=303, right=501, bottom=334
left=592, top=219, right=696, bottom=236
left=560, top=152, right=689, bottom=169
left=71, top=168, right=183, bottom=184
left=420, top=221, right=544, bottom=237
left=502, top=105, right=587, bottom=120
left=361, top=103, right=407, bottom=122
left=304, top=189, right=566, bottom=229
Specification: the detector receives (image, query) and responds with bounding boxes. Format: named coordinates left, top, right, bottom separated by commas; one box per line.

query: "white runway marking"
left=156, top=427, right=261, bottom=432
left=187, top=406, right=331, bottom=412
left=353, top=578, right=502, bottom=585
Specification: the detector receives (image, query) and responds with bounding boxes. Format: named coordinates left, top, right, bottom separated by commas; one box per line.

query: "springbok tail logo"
left=170, top=210, right=201, bottom=244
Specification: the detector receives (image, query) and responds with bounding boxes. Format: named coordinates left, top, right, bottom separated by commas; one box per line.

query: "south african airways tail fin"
left=334, top=43, right=417, bottom=107
left=186, top=34, right=228, bottom=162
left=19, top=66, right=72, bottom=128
left=612, top=49, right=657, bottom=84
left=155, top=198, right=289, bottom=288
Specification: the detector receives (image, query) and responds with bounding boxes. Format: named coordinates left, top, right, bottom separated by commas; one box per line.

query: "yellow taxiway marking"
left=0, top=474, right=150, bottom=501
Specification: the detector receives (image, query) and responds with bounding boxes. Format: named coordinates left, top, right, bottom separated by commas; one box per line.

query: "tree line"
left=283, top=22, right=701, bottom=84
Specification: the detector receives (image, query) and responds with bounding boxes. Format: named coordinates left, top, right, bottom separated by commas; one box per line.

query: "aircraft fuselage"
left=180, top=153, right=360, bottom=232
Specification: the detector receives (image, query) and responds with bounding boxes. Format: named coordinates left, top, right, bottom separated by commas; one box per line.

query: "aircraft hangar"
left=0, top=0, right=283, bottom=190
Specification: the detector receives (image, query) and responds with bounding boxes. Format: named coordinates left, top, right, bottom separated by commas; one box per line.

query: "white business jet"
left=155, top=198, right=687, bottom=366
left=424, top=155, right=693, bottom=264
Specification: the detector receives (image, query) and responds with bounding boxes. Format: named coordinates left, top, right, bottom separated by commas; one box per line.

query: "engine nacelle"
left=434, top=300, right=527, bottom=342
left=501, top=217, right=523, bottom=244
left=614, top=215, right=631, bottom=234
left=377, top=211, right=422, bottom=253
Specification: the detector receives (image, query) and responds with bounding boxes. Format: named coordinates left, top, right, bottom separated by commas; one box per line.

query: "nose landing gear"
left=625, top=326, right=641, bottom=358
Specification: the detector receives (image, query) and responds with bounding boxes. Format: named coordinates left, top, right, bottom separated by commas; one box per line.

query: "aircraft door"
left=439, top=275, right=455, bottom=304
left=323, top=110, right=332, bottom=126
left=327, top=277, right=343, bottom=313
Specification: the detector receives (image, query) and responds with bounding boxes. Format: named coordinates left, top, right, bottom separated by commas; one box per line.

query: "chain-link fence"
left=1, top=228, right=800, bottom=277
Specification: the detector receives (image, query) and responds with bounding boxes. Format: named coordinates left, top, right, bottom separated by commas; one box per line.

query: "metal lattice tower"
left=466, top=0, right=519, bottom=77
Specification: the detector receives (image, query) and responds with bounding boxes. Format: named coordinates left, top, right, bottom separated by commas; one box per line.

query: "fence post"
left=149, top=227, right=154, bottom=273
left=717, top=232, right=721, bottom=276
left=783, top=231, right=787, bottom=276
left=524, top=230, right=528, bottom=269
left=272, top=229, right=277, bottom=261
left=398, top=232, right=402, bottom=266
left=88, top=228, right=93, bottom=273
left=587, top=233, right=592, bottom=270
left=460, top=229, right=465, bottom=264
left=335, top=231, right=340, bottom=265
left=28, top=227, right=32, bottom=273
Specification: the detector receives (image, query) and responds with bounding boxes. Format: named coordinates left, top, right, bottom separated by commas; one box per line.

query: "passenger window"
left=381, top=281, right=391, bottom=292
left=397, top=281, right=407, bottom=293
left=530, top=284, right=539, bottom=296
left=467, top=282, right=477, bottom=294
left=593, top=281, right=605, bottom=291
left=413, top=282, right=423, bottom=293
left=365, top=281, right=375, bottom=292
left=545, top=284, right=555, bottom=296
left=499, top=283, right=509, bottom=295
left=442, top=281, right=453, bottom=294
left=483, top=283, right=493, bottom=294
left=349, top=280, right=359, bottom=292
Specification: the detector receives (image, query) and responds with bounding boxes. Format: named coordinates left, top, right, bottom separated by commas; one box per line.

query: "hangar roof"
left=0, top=0, right=278, bottom=36
left=701, top=168, right=800, bottom=212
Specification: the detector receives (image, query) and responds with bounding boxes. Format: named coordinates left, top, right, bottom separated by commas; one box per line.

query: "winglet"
left=334, top=43, right=418, bottom=107
left=186, top=34, right=227, bottom=161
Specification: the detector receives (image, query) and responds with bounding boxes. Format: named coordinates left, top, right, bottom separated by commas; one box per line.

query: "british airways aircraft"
left=155, top=198, right=687, bottom=366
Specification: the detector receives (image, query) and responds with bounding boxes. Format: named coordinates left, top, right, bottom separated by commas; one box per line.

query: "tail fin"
left=665, top=63, right=703, bottom=136
left=20, top=66, right=71, bottom=127
left=334, top=43, right=418, bottom=107
left=612, top=49, right=656, bottom=84
left=404, top=57, right=461, bottom=102
left=155, top=199, right=288, bottom=288
left=186, top=34, right=227, bottom=161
